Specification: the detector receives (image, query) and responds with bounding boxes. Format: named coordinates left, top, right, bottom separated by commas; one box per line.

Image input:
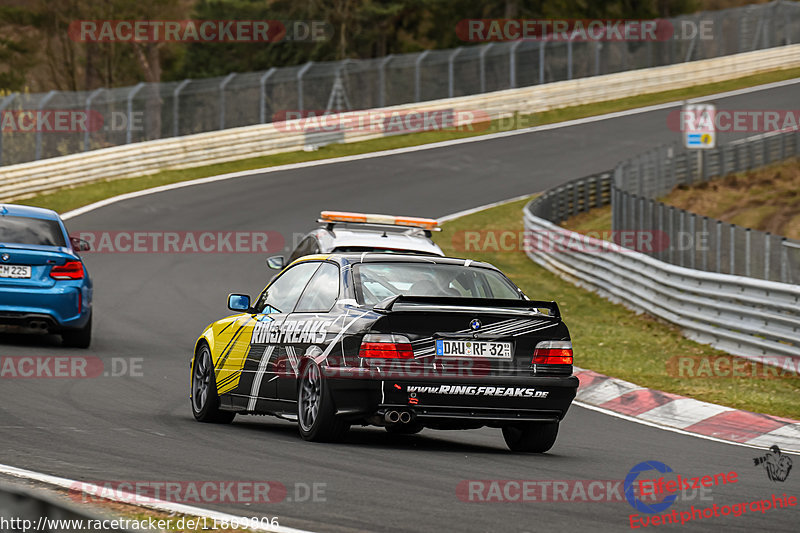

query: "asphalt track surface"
left=1, top=83, right=799, bottom=532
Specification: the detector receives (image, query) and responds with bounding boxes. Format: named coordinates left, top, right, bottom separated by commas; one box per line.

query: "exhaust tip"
left=399, top=411, right=412, bottom=424
left=385, top=410, right=401, bottom=424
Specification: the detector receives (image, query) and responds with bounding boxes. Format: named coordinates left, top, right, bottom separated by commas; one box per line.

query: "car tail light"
left=50, top=261, right=84, bottom=280
left=532, top=341, right=573, bottom=365
left=359, top=333, right=414, bottom=359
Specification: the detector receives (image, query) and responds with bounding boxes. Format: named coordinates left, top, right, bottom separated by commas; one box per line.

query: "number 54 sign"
left=682, top=103, right=716, bottom=149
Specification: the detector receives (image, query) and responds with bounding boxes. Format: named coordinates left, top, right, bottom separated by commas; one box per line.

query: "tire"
left=61, top=315, right=92, bottom=349
left=297, top=361, right=348, bottom=442
left=502, top=421, right=559, bottom=453
left=191, top=343, right=235, bottom=424
left=385, top=423, right=423, bottom=435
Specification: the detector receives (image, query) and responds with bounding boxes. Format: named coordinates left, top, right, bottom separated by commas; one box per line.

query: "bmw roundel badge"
left=469, top=318, right=482, bottom=331
left=1, top=254, right=8, bottom=262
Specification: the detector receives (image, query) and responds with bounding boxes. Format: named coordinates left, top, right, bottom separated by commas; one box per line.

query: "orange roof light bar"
left=320, top=211, right=440, bottom=231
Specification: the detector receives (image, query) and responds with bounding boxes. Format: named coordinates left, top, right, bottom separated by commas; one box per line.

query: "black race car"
left=190, top=253, right=578, bottom=452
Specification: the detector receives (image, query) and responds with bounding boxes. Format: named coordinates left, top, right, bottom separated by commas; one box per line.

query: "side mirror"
left=267, top=255, right=285, bottom=270
left=70, top=237, right=91, bottom=252
left=227, top=293, right=251, bottom=312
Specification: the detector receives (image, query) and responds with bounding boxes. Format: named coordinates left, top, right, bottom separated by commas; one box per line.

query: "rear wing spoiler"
left=373, top=295, right=560, bottom=319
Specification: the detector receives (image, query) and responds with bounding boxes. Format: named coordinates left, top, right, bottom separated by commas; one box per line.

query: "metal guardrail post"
left=172, top=79, right=191, bottom=137
left=689, top=213, right=696, bottom=269
left=730, top=224, right=736, bottom=275
left=414, top=51, right=430, bottom=102
left=378, top=55, right=393, bottom=107
left=34, top=90, right=58, bottom=160
left=83, top=88, right=105, bottom=151
left=701, top=216, right=708, bottom=271
left=448, top=47, right=463, bottom=98
left=219, top=73, right=236, bottom=130
left=479, top=44, right=494, bottom=93
left=258, top=68, right=276, bottom=124
left=297, top=61, right=314, bottom=111
left=126, top=82, right=145, bottom=144
left=0, top=92, right=19, bottom=165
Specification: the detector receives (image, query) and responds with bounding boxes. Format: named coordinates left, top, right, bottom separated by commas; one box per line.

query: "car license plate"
left=435, top=339, right=512, bottom=358
left=0, top=265, right=31, bottom=278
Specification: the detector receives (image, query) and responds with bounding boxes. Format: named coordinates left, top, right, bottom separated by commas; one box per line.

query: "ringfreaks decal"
left=406, top=385, right=549, bottom=398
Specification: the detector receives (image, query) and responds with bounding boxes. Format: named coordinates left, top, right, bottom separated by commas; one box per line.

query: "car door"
left=275, top=261, right=341, bottom=401
left=230, top=260, right=321, bottom=413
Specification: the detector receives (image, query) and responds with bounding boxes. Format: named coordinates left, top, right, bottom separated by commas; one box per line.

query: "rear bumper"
left=0, top=283, right=91, bottom=330
left=326, top=371, right=579, bottom=423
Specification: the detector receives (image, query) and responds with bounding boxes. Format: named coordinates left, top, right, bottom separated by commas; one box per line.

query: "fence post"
left=414, top=51, right=430, bottom=102
left=716, top=220, right=722, bottom=273
left=679, top=209, right=686, bottom=267
left=35, top=90, right=58, bottom=160
left=657, top=202, right=664, bottom=260
left=781, top=238, right=789, bottom=283
left=479, top=43, right=494, bottom=93
left=258, top=69, right=276, bottom=124
left=297, top=61, right=314, bottom=111
left=567, top=40, right=573, bottom=80
left=126, top=83, right=145, bottom=144
left=730, top=224, right=736, bottom=275
left=745, top=228, right=752, bottom=277
left=594, top=41, right=602, bottom=75
left=378, top=55, right=393, bottom=107
left=669, top=206, right=675, bottom=264
left=539, top=41, right=545, bottom=84
left=701, top=216, right=708, bottom=271
left=0, top=92, right=17, bottom=165
left=448, top=47, right=463, bottom=98
left=689, top=213, right=696, bottom=269
left=218, top=73, right=236, bottom=130
left=83, top=88, right=105, bottom=151
left=764, top=232, right=771, bottom=281
left=173, top=79, right=191, bottom=136
left=509, top=41, right=522, bottom=88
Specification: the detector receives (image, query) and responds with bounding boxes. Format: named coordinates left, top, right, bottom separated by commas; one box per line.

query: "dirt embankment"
left=663, top=157, right=800, bottom=239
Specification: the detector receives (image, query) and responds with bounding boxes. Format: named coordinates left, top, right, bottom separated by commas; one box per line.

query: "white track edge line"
left=0, top=463, right=315, bottom=533
left=62, top=76, right=800, bottom=221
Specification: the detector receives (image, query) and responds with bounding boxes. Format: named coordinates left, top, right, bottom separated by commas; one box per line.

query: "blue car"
left=0, top=204, right=93, bottom=348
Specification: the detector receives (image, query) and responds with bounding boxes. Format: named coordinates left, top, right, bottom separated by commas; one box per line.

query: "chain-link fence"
left=612, top=129, right=800, bottom=283
left=2, top=1, right=800, bottom=165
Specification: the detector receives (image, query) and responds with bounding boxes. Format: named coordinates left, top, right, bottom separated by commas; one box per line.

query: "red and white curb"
left=573, top=366, right=800, bottom=454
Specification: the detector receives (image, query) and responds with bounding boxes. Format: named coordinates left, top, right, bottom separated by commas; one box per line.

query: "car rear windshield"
left=353, top=262, right=521, bottom=305
left=0, top=215, right=66, bottom=247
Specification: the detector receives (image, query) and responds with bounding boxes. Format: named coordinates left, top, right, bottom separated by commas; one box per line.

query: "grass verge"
left=434, top=197, right=800, bottom=419
left=21, top=67, right=800, bottom=214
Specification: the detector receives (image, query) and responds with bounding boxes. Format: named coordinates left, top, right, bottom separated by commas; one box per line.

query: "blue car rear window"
left=0, top=215, right=66, bottom=247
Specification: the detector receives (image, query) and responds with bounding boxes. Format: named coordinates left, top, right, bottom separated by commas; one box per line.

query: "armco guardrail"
left=523, top=196, right=800, bottom=365
left=0, top=482, right=134, bottom=532
left=2, top=44, right=800, bottom=201
left=613, top=129, right=800, bottom=283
